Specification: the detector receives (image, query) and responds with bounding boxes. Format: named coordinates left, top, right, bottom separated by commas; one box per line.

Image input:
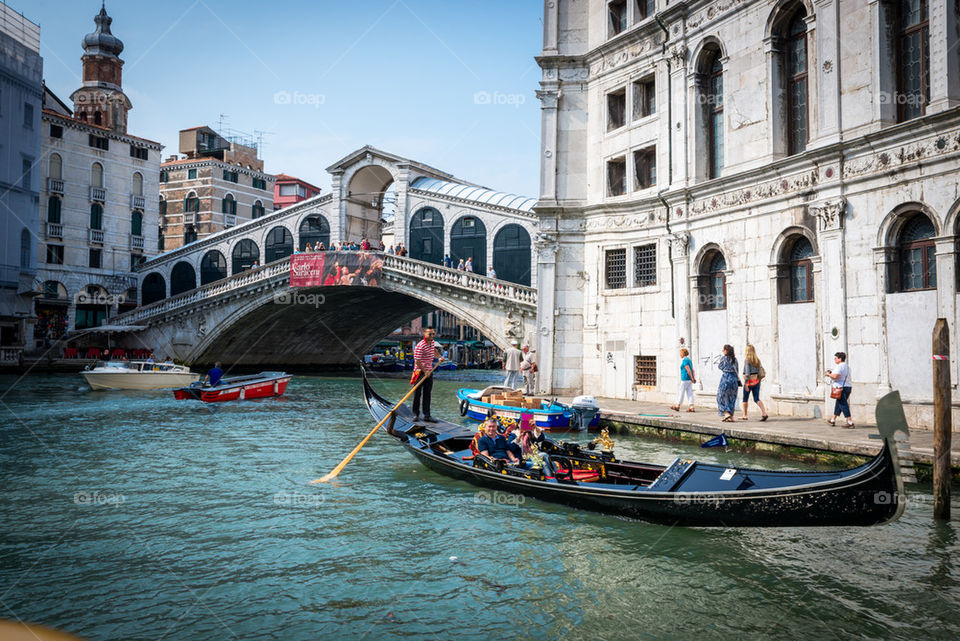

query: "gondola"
left=361, top=368, right=907, bottom=527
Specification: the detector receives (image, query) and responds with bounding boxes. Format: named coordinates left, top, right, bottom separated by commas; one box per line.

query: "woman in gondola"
left=716, top=344, right=741, bottom=422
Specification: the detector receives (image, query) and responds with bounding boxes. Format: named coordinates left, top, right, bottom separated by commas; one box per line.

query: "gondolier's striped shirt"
left=413, top=339, right=436, bottom=373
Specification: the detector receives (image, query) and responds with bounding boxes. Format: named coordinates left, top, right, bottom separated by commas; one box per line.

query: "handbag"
left=830, top=386, right=842, bottom=399
left=758, top=364, right=766, bottom=380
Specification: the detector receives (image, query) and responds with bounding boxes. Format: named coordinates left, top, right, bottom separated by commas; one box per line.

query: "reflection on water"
left=0, top=373, right=957, bottom=640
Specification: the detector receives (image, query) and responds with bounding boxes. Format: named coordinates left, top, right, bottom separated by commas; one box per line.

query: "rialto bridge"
left=111, top=147, right=541, bottom=366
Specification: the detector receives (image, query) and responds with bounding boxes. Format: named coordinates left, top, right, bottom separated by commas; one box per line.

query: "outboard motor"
left=570, top=395, right=600, bottom=432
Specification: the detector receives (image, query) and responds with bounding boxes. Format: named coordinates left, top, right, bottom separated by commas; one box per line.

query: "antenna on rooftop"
left=254, top=130, right=274, bottom=155
left=217, top=113, right=229, bottom=133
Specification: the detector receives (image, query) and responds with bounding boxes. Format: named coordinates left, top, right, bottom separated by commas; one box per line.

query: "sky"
left=22, top=0, right=543, bottom=197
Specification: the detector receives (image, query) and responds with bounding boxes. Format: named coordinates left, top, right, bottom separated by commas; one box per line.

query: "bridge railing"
left=381, top=254, right=537, bottom=305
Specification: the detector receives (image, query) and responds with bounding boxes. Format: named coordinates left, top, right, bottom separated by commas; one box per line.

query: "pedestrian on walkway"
left=503, top=341, right=523, bottom=389
left=671, top=348, right=696, bottom=412
left=740, top=344, right=769, bottom=421
left=520, top=345, right=537, bottom=394
left=465, top=257, right=473, bottom=272
left=457, top=258, right=466, bottom=271
left=826, top=352, right=854, bottom=428
left=487, top=266, right=497, bottom=279
left=716, top=344, right=741, bottom=422
left=443, top=254, right=452, bottom=268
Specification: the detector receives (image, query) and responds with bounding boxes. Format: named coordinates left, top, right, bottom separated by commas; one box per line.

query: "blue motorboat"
left=456, top=386, right=601, bottom=431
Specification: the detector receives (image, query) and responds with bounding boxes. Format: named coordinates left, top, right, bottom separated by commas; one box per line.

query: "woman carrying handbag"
left=826, top=351, right=853, bottom=428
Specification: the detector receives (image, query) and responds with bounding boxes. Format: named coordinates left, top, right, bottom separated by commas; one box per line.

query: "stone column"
left=812, top=199, right=850, bottom=393
left=928, top=0, right=960, bottom=113
left=935, top=237, right=959, bottom=386
left=329, top=169, right=345, bottom=245
left=670, top=231, right=691, bottom=349
left=813, top=0, right=841, bottom=145
left=534, top=230, right=559, bottom=394
left=536, top=85, right=559, bottom=205
left=542, top=0, right=558, bottom=54
left=873, top=246, right=896, bottom=396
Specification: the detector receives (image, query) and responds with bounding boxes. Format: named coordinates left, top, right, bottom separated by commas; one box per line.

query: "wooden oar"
left=310, top=369, right=433, bottom=484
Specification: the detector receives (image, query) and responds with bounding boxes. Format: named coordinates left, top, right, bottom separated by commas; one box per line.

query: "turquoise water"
left=0, top=373, right=957, bottom=640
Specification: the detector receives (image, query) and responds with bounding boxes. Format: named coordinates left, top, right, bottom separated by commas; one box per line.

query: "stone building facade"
left=0, top=1, right=41, bottom=357
left=32, top=6, right=162, bottom=344
left=535, top=0, right=960, bottom=428
left=159, top=126, right=275, bottom=251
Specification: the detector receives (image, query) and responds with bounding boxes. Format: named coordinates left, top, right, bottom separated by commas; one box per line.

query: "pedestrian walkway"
left=558, top=395, right=959, bottom=467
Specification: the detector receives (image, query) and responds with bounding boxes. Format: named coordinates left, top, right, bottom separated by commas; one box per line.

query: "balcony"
left=131, top=194, right=146, bottom=209
left=184, top=212, right=197, bottom=225
left=45, top=222, right=63, bottom=239
left=224, top=214, right=236, bottom=227
left=89, top=228, right=104, bottom=244
left=130, top=235, right=144, bottom=251
left=47, top=178, right=64, bottom=194
left=90, top=186, right=106, bottom=202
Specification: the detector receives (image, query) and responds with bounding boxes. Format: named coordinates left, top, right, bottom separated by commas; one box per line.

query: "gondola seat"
left=554, top=465, right=600, bottom=482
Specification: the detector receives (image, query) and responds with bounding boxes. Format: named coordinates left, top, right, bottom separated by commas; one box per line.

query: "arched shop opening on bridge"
left=410, top=207, right=444, bottom=265
left=493, top=224, right=531, bottom=285
left=232, top=239, right=259, bottom=274
left=201, top=250, right=227, bottom=285
left=265, top=227, right=294, bottom=263
left=450, top=215, right=486, bottom=274
left=170, top=261, right=197, bottom=296
left=142, top=273, right=166, bottom=305
left=299, top=215, right=330, bottom=251
left=345, top=164, right=393, bottom=245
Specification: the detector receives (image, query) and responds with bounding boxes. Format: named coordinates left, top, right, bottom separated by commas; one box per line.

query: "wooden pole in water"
left=933, top=318, right=952, bottom=520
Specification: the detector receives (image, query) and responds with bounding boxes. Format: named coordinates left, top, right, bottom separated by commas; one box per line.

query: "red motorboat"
left=173, top=371, right=292, bottom=402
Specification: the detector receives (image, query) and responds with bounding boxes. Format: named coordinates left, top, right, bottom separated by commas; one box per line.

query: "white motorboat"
left=81, top=360, right=201, bottom=390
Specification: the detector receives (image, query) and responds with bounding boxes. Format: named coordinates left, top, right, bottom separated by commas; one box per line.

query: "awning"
left=63, top=324, right=147, bottom=337
left=376, top=340, right=400, bottom=348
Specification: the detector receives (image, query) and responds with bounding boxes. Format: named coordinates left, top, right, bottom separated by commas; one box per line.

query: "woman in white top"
left=826, top=351, right=853, bottom=428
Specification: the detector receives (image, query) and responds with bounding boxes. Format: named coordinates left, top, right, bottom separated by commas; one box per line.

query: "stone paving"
left=558, top=395, right=959, bottom=467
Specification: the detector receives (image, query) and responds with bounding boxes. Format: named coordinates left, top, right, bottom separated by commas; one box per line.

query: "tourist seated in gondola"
left=477, top=416, right=519, bottom=464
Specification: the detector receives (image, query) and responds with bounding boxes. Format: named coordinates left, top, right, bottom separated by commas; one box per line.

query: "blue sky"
left=24, top=0, right=543, bottom=197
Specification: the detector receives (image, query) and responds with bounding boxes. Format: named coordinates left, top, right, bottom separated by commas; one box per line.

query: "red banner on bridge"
left=290, top=251, right=383, bottom=287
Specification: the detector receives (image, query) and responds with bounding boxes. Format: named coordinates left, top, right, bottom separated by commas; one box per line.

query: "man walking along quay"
left=412, top=327, right=442, bottom=422
left=503, top=341, right=523, bottom=389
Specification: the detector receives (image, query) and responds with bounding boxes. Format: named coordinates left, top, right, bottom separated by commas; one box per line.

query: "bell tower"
left=70, top=3, right=131, bottom=134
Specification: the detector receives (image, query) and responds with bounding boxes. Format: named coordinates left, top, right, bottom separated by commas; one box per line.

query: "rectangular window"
left=635, top=0, right=655, bottom=21
left=159, top=171, right=167, bottom=183
left=130, top=254, right=145, bottom=272
left=605, top=248, right=627, bottom=289
left=607, top=88, right=626, bottom=130
left=223, top=170, right=239, bottom=183
left=89, top=248, right=102, bottom=269
left=609, top=0, right=627, bottom=36
left=607, top=157, right=626, bottom=196
left=88, top=134, right=109, bottom=150
left=46, top=244, right=64, bottom=265
left=50, top=124, right=63, bottom=139
left=21, top=157, right=32, bottom=190
left=632, top=77, right=656, bottom=120
left=23, top=102, right=33, bottom=129
left=634, top=243, right=657, bottom=286
left=634, top=355, right=657, bottom=387
left=279, top=184, right=297, bottom=196
left=897, top=0, right=930, bottom=121
left=129, top=145, right=149, bottom=160
left=633, top=147, right=656, bottom=189
left=252, top=177, right=267, bottom=190
left=188, top=168, right=197, bottom=180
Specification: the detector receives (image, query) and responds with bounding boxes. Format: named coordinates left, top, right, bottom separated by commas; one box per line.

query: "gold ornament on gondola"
left=528, top=442, right=544, bottom=469
left=593, top=428, right=615, bottom=453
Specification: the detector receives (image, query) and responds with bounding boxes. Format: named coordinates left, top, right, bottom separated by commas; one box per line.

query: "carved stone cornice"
left=811, top=198, right=846, bottom=232
left=669, top=231, right=690, bottom=257
left=535, top=89, right=559, bottom=110
left=534, top=232, right=560, bottom=260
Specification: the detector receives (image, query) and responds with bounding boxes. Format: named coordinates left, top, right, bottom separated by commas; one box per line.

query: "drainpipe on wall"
left=656, top=14, right=675, bottom=320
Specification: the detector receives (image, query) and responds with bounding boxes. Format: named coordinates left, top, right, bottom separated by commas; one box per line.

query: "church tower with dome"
left=69, top=3, right=131, bottom=134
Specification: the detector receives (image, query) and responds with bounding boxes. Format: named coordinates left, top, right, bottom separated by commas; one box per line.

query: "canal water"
left=1, top=373, right=958, bottom=640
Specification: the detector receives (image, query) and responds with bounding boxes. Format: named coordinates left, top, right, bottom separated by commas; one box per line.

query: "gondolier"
left=412, top=327, right=442, bottom=422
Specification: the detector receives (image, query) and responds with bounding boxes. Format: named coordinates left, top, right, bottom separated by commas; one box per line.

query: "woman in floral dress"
left=716, top=344, right=741, bottom=422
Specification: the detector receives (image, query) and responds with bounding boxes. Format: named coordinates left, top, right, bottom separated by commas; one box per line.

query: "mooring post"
left=933, top=318, right=952, bottom=520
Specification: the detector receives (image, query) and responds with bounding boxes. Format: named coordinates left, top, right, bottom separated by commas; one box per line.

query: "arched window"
left=232, top=239, right=259, bottom=274
left=131, top=211, right=143, bottom=237
left=132, top=172, right=143, bottom=197
left=158, top=228, right=165, bottom=252
left=222, top=194, right=236, bottom=215
left=252, top=200, right=265, bottom=219
left=93, top=111, right=102, bottom=125
left=159, top=197, right=166, bottom=217
left=90, top=203, right=103, bottom=230
left=201, top=250, right=227, bottom=284
left=897, top=213, right=937, bottom=291
left=410, top=207, right=445, bottom=265
left=49, top=153, right=62, bottom=180
left=896, top=0, right=929, bottom=121
left=20, top=228, right=30, bottom=269
left=784, top=9, right=809, bottom=155
left=451, top=216, right=487, bottom=275
left=699, top=250, right=727, bottom=310
left=170, top=261, right=197, bottom=296
left=184, top=226, right=198, bottom=244
left=141, top=272, right=166, bottom=305
left=265, top=227, right=293, bottom=263
left=788, top=236, right=814, bottom=302
left=91, top=162, right=103, bottom=188
left=47, top=196, right=61, bottom=223
left=701, top=47, right=724, bottom=179
left=299, top=215, right=330, bottom=250
left=492, top=224, right=531, bottom=285
left=184, top=192, right=199, bottom=213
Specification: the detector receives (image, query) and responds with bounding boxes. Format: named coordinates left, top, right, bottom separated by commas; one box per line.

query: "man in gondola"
left=477, top=416, right=519, bottom=465
left=412, top=327, right=442, bottom=422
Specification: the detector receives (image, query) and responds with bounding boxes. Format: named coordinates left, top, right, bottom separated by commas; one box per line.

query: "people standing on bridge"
left=377, top=240, right=384, bottom=251
left=412, top=327, right=442, bottom=423
left=388, top=245, right=395, bottom=254
left=444, top=255, right=452, bottom=268
left=503, top=340, right=523, bottom=389
left=457, top=258, right=466, bottom=271
left=361, top=238, right=371, bottom=251
left=486, top=266, right=497, bottom=279
left=305, top=243, right=313, bottom=253
left=520, top=345, right=537, bottom=394
left=465, top=257, right=473, bottom=272
left=317, top=242, right=326, bottom=251
left=205, top=362, right=224, bottom=387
